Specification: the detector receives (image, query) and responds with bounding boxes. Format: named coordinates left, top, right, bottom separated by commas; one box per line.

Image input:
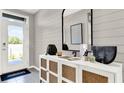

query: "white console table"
left=39, top=55, right=123, bottom=83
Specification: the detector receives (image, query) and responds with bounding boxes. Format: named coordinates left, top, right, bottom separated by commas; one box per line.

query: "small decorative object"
left=92, top=46, right=117, bottom=64
left=63, top=44, right=69, bottom=50
left=90, top=56, right=95, bottom=62
left=83, top=50, right=89, bottom=56
left=56, top=51, right=62, bottom=56
left=87, top=51, right=95, bottom=62
left=46, top=44, right=57, bottom=55
left=80, top=44, right=88, bottom=57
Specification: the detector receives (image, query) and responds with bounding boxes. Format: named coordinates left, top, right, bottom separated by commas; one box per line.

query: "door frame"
left=0, top=10, right=29, bottom=75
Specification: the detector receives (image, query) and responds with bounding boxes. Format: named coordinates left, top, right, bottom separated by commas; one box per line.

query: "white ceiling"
left=64, top=9, right=82, bottom=17
left=19, top=9, right=39, bottom=14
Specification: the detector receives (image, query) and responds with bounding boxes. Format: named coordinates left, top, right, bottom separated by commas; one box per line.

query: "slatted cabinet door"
left=41, top=58, right=47, bottom=69
left=62, top=63, right=78, bottom=83
left=79, top=66, right=115, bottom=83
left=40, top=58, right=48, bottom=83
left=82, top=70, right=108, bottom=83
left=49, top=60, right=58, bottom=83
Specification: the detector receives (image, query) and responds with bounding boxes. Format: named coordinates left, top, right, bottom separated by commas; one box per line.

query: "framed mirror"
left=62, top=9, right=93, bottom=51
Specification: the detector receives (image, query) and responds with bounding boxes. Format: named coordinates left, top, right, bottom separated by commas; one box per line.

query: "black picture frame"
left=70, top=23, right=83, bottom=45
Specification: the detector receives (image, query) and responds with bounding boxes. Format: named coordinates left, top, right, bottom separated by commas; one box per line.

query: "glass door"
left=1, top=18, right=29, bottom=74
left=8, top=25, right=23, bottom=65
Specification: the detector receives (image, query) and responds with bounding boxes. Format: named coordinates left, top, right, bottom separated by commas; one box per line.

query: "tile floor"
left=0, top=68, right=40, bottom=83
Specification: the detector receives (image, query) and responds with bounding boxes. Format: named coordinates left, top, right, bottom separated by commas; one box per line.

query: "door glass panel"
left=8, top=25, right=23, bottom=65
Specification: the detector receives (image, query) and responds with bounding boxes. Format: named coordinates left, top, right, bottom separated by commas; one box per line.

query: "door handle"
left=3, top=43, right=6, bottom=46
left=2, top=43, right=7, bottom=51
left=2, top=42, right=7, bottom=51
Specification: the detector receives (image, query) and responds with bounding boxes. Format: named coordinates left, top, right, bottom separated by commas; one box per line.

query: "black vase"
left=63, top=44, right=69, bottom=50
left=92, top=46, right=117, bottom=64
left=46, top=44, right=57, bottom=55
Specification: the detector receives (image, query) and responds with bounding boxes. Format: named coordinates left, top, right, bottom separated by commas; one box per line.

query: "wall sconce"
left=88, top=12, right=91, bottom=22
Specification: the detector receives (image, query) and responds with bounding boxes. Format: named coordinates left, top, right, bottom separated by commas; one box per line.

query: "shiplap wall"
left=93, top=9, right=124, bottom=63
left=34, top=9, right=62, bottom=67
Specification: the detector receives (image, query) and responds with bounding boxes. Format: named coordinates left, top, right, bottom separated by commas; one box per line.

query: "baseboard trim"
left=28, top=66, right=39, bottom=71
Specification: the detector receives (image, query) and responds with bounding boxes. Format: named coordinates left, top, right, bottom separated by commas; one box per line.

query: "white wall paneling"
left=34, top=9, right=62, bottom=67
left=93, top=9, right=124, bottom=64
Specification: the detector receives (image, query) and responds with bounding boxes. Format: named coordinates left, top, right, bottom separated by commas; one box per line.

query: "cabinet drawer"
left=41, top=59, right=47, bottom=69
left=62, top=64, right=76, bottom=82
left=41, top=69, right=47, bottom=80
left=82, top=70, right=108, bottom=83
left=49, top=60, right=58, bottom=74
left=49, top=73, right=58, bottom=83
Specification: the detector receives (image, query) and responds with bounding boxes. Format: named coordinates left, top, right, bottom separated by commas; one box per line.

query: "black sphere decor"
left=46, top=44, right=57, bottom=55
